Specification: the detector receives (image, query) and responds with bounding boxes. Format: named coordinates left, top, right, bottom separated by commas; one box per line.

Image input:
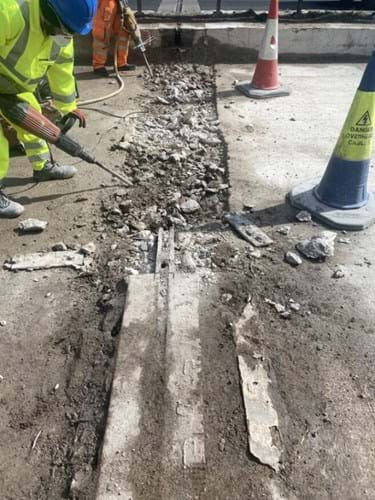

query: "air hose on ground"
left=78, top=43, right=125, bottom=107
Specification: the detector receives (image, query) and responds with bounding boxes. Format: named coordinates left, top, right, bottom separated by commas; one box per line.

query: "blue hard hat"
left=47, top=0, right=97, bottom=35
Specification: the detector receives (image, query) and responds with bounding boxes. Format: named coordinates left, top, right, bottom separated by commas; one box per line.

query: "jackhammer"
left=0, top=94, right=132, bottom=186
left=120, top=2, right=153, bottom=78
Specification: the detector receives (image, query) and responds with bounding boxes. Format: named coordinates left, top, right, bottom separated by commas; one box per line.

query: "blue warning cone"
left=288, top=50, right=375, bottom=230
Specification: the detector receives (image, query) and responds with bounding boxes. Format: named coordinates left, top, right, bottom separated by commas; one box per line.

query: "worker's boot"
left=118, top=64, right=137, bottom=71
left=0, top=188, right=24, bottom=218
left=93, top=67, right=110, bottom=77
left=33, top=161, right=77, bottom=182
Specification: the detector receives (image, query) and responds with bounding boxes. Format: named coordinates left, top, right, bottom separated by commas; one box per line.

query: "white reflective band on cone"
left=258, top=19, right=278, bottom=61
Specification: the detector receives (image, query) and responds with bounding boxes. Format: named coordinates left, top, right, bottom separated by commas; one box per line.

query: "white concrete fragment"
left=295, top=210, right=312, bottom=222
left=52, top=242, right=68, bottom=251
left=4, top=251, right=92, bottom=271
left=277, top=226, right=290, bottom=235
left=332, top=267, right=345, bottom=279
left=225, top=213, right=273, bottom=247
left=296, top=231, right=336, bottom=260
left=80, top=242, right=96, bottom=256
left=238, top=356, right=281, bottom=472
left=183, top=436, right=206, bottom=467
left=97, top=275, right=158, bottom=500
left=156, top=96, right=170, bottom=105
left=181, top=250, right=196, bottom=272
left=265, top=298, right=286, bottom=314
left=234, top=301, right=257, bottom=348
left=18, top=219, right=48, bottom=233
left=180, top=199, right=200, bottom=214
left=285, top=251, right=302, bottom=267
left=166, top=274, right=205, bottom=468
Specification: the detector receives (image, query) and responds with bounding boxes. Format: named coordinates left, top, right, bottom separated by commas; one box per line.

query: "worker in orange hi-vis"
left=92, top=0, right=137, bottom=77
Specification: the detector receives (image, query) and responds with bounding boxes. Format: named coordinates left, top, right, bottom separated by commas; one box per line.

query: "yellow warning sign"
left=334, top=90, right=375, bottom=161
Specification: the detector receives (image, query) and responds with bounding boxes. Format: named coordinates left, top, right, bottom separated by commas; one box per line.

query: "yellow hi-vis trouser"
left=0, top=92, right=51, bottom=181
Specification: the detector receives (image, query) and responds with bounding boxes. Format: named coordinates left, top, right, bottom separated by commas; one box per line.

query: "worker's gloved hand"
left=132, top=26, right=142, bottom=47
left=123, top=7, right=138, bottom=33
left=59, top=109, right=86, bottom=134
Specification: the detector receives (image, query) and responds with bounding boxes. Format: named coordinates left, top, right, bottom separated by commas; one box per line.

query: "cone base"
left=288, top=178, right=375, bottom=231
left=236, top=81, right=290, bottom=99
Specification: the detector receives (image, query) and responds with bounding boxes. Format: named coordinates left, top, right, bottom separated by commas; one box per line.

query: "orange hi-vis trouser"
left=92, top=0, right=130, bottom=69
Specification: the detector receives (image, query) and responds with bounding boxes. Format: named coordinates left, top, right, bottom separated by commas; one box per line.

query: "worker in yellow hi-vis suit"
left=0, top=0, right=97, bottom=218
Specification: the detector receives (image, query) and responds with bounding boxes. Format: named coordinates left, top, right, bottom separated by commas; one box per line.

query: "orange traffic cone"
left=236, top=0, right=290, bottom=99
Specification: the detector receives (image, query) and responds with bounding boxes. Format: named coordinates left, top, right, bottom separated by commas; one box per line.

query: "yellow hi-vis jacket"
left=0, top=0, right=77, bottom=115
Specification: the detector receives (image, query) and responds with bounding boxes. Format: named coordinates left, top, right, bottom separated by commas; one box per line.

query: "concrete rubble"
left=285, top=251, right=302, bottom=267
left=4, top=251, right=93, bottom=271
left=238, top=356, right=281, bottom=472
left=224, top=213, right=273, bottom=246
left=18, top=219, right=48, bottom=233
left=296, top=231, right=337, bottom=260
left=102, top=64, right=227, bottom=242
left=295, top=210, right=312, bottom=223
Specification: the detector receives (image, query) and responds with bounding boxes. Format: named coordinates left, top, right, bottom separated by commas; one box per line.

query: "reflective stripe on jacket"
left=0, top=0, right=77, bottom=114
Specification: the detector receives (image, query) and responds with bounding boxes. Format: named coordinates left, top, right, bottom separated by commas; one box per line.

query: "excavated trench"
left=0, top=63, right=232, bottom=500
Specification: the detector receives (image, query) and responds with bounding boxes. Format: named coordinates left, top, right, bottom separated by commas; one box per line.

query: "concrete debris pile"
left=102, top=65, right=227, bottom=240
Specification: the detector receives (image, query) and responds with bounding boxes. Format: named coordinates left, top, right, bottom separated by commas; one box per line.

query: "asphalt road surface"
left=129, top=0, right=368, bottom=12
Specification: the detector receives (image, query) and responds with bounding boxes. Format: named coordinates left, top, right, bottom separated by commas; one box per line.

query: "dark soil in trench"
left=0, top=63, right=230, bottom=499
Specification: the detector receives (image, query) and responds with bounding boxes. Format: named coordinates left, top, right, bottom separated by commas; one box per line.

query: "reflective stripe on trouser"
left=92, top=0, right=131, bottom=69
left=0, top=123, right=10, bottom=180
left=117, top=35, right=130, bottom=67
left=92, top=40, right=108, bottom=69
left=1, top=92, right=50, bottom=172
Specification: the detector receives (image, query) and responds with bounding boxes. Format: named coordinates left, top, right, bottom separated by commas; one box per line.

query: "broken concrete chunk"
left=52, top=242, right=68, bottom=252
left=285, top=251, right=302, bottom=267
left=238, top=356, right=281, bottom=471
left=80, top=242, right=96, bottom=256
left=180, top=199, right=200, bottom=214
left=332, top=267, right=345, bottom=279
left=295, top=210, right=312, bottom=222
left=115, top=141, right=129, bottom=151
left=156, top=96, right=170, bottom=105
left=296, top=231, right=336, bottom=260
left=277, top=226, right=290, bottom=235
left=225, top=213, right=273, bottom=247
left=265, top=298, right=286, bottom=314
left=18, top=219, right=48, bottom=233
left=183, top=436, right=206, bottom=467
left=249, top=248, right=262, bottom=259
left=337, top=237, right=351, bottom=245
left=181, top=251, right=197, bottom=272
left=289, top=299, right=301, bottom=312
left=4, top=251, right=92, bottom=272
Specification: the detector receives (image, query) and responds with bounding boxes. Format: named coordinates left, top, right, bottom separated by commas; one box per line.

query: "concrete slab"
left=96, top=274, right=159, bottom=499
left=164, top=274, right=204, bottom=469
left=74, top=23, right=375, bottom=64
